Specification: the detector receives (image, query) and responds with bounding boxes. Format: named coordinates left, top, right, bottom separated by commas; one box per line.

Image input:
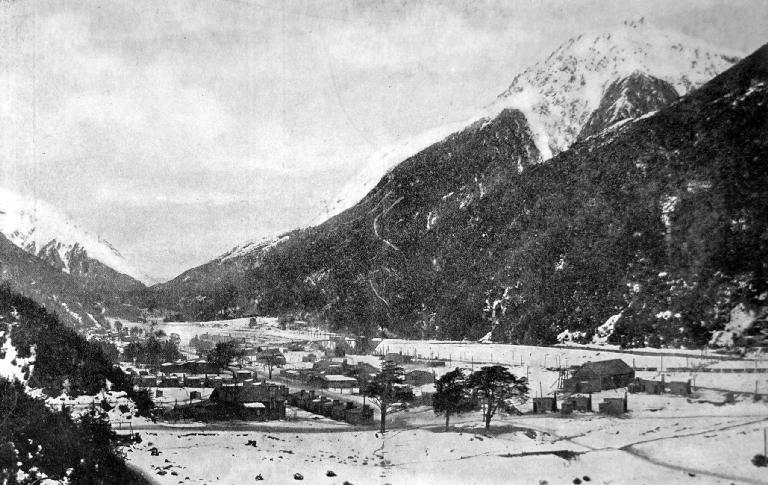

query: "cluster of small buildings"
left=280, top=355, right=435, bottom=395
left=281, top=358, right=372, bottom=392
left=531, top=392, right=628, bottom=415
left=628, top=377, right=692, bottom=396
left=125, top=359, right=259, bottom=389
left=530, top=358, right=695, bottom=416
left=288, top=390, right=374, bottom=425
left=211, top=381, right=290, bottom=420
left=562, top=358, right=693, bottom=396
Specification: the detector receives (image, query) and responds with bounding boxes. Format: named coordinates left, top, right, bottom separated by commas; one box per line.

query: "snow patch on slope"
left=217, top=233, right=290, bottom=262
left=710, top=302, right=768, bottom=347
left=0, top=188, right=151, bottom=284
left=0, top=315, right=35, bottom=385
left=592, top=312, right=622, bottom=345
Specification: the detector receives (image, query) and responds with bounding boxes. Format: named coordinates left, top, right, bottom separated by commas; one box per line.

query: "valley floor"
left=123, top=393, right=768, bottom=485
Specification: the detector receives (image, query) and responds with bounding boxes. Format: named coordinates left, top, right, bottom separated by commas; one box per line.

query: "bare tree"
left=257, top=351, right=284, bottom=379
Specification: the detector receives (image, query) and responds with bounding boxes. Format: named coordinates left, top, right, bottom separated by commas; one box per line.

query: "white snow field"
left=124, top=393, right=768, bottom=485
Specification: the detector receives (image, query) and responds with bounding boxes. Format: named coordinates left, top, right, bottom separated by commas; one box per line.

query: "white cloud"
left=95, top=181, right=245, bottom=207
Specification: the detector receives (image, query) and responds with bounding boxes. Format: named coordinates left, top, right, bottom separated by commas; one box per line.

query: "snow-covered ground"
left=147, top=317, right=345, bottom=349
left=125, top=392, right=768, bottom=485
left=375, top=339, right=762, bottom=369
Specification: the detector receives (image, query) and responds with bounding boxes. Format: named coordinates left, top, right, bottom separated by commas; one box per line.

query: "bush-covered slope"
left=0, top=380, right=146, bottom=485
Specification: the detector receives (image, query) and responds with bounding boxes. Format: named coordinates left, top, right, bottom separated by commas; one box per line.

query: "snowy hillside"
left=0, top=188, right=150, bottom=285
left=493, top=18, right=741, bottom=155
left=217, top=233, right=290, bottom=263
left=318, top=18, right=740, bottom=224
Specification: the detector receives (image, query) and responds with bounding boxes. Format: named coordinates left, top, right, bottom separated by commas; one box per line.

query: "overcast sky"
left=1, top=0, right=766, bottom=282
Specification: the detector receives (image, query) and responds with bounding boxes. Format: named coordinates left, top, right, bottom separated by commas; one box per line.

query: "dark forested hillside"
left=150, top=44, right=768, bottom=348
left=150, top=109, right=544, bottom=334
left=0, top=285, right=152, bottom=483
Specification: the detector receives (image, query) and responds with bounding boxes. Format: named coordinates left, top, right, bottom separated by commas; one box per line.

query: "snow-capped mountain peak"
left=0, top=188, right=151, bottom=284
left=492, top=18, right=742, bottom=155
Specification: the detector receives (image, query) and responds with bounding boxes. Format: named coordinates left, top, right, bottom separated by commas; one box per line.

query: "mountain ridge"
left=0, top=188, right=150, bottom=287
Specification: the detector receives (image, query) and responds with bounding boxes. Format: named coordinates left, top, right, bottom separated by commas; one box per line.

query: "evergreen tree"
left=432, top=367, right=475, bottom=431
left=467, top=365, right=529, bottom=431
left=364, top=360, right=415, bottom=433
left=207, top=341, right=244, bottom=371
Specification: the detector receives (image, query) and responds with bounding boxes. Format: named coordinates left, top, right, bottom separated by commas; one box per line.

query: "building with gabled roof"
left=565, top=359, right=634, bottom=392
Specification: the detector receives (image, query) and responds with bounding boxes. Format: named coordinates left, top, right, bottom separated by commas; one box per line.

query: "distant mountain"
left=0, top=188, right=149, bottom=289
left=146, top=234, right=290, bottom=320
left=0, top=232, right=103, bottom=328
left=0, top=189, right=147, bottom=327
left=577, top=72, right=679, bottom=140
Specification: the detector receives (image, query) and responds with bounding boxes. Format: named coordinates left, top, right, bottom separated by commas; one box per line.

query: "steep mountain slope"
left=154, top=42, right=767, bottom=348
left=0, top=188, right=150, bottom=289
left=151, top=109, right=544, bottom=331
left=164, top=21, right=738, bottom=275
left=577, top=72, right=679, bottom=140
